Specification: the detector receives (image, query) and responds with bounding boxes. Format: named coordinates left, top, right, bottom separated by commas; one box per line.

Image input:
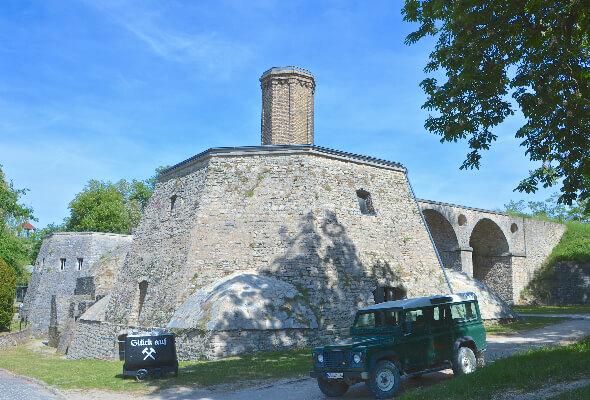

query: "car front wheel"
left=453, top=346, right=477, bottom=376
left=367, top=360, right=401, bottom=399
left=317, top=378, right=349, bottom=397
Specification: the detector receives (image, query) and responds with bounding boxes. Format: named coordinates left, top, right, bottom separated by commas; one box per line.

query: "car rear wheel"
left=367, top=360, right=401, bottom=399
left=452, top=346, right=477, bottom=376
left=317, top=378, right=349, bottom=397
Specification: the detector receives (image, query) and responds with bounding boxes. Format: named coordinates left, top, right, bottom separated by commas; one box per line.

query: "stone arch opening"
left=469, top=218, right=512, bottom=302
left=422, top=209, right=462, bottom=271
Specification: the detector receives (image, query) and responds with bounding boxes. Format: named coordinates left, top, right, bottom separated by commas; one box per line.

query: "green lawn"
left=484, top=316, right=567, bottom=334
left=0, top=344, right=311, bottom=391
left=513, top=304, right=590, bottom=314
left=400, top=337, right=590, bottom=400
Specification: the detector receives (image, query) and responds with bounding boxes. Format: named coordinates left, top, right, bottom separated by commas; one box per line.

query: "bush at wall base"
left=0, top=258, right=16, bottom=331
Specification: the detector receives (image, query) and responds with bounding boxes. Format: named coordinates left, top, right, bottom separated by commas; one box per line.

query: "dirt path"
left=26, top=317, right=590, bottom=400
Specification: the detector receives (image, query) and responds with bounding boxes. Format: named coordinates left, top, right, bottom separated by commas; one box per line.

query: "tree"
left=66, top=180, right=133, bottom=234
left=64, top=166, right=166, bottom=234
left=0, top=166, right=35, bottom=284
left=0, top=258, right=16, bottom=331
left=504, top=193, right=590, bottom=222
left=403, top=1, right=590, bottom=211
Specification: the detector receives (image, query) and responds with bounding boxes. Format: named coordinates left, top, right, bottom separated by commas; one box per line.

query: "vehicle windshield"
left=353, top=309, right=401, bottom=329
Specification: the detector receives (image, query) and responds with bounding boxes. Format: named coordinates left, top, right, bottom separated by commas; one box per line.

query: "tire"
left=452, top=347, right=477, bottom=376
left=476, top=352, right=485, bottom=369
left=317, top=378, right=349, bottom=397
left=367, top=360, right=401, bottom=399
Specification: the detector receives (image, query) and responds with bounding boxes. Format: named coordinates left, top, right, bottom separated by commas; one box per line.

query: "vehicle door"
left=451, top=302, right=479, bottom=343
left=430, top=305, right=453, bottom=363
left=401, top=308, right=432, bottom=370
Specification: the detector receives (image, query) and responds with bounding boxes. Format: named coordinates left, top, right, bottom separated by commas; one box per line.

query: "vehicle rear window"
left=354, top=309, right=399, bottom=329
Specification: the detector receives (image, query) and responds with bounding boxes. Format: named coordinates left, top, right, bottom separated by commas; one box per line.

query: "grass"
left=484, top=316, right=566, bottom=335
left=0, top=344, right=311, bottom=391
left=513, top=304, right=590, bottom=314
left=546, top=222, right=590, bottom=266
left=400, top=336, right=590, bottom=400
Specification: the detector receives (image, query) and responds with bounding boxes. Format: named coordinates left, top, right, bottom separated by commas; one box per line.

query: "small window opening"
left=77, top=258, right=83, bottom=270
left=42, top=258, right=45, bottom=266
left=138, top=281, right=149, bottom=318
left=60, top=258, right=66, bottom=270
left=373, top=285, right=407, bottom=303
left=170, top=195, right=178, bottom=211
left=458, top=214, right=467, bottom=226
left=356, top=189, right=376, bottom=215
left=510, top=223, right=518, bottom=233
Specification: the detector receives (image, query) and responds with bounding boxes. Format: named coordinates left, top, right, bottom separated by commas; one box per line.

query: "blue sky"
left=0, top=0, right=553, bottom=228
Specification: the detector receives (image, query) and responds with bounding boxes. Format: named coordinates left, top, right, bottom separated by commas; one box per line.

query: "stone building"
left=24, top=232, right=132, bottom=336
left=26, top=67, right=567, bottom=361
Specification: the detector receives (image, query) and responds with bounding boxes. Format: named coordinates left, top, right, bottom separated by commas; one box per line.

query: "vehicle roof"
left=359, top=292, right=477, bottom=312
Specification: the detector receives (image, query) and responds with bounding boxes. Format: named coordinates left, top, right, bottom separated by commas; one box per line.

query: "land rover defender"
left=310, top=292, right=486, bottom=398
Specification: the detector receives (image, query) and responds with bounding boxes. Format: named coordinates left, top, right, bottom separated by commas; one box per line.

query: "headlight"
left=353, top=353, right=362, bottom=364
left=317, top=354, right=324, bottom=363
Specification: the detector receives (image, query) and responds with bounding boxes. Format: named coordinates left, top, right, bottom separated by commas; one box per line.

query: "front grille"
left=324, top=351, right=349, bottom=369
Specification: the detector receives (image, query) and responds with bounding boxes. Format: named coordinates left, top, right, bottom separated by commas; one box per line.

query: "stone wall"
left=512, top=219, right=566, bottom=302
left=68, top=318, right=315, bottom=361
left=0, top=329, right=30, bottom=350
left=23, top=232, right=132, bottom=335
left=103, top=146, right=449, bottom=345
left=554, top=261, right=590, bottom=304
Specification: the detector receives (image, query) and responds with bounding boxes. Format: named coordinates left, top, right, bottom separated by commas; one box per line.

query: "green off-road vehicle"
left=310, top=292, right=486, bottom=398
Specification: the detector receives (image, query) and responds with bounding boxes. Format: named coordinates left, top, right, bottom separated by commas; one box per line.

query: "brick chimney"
left=260, top=67, right=315, bottom=145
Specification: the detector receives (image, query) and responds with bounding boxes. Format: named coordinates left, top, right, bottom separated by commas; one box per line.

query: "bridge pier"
left=459, top=247, right=473, bottom=277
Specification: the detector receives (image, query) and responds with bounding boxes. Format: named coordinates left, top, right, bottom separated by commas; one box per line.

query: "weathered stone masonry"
left=24, top=232, right=132, bottom=335
left=99, top=146, right=451, bottom=358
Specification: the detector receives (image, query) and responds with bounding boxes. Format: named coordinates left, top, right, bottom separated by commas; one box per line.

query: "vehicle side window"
left=383, top=310, right=399, bottom=326
left=451, top=303, right=478, bottom=323
left=432, top=305, right=449, bottom=327
left=405, top=309, right=426, bottom=334
left=356, top=312, right=376, bottom=328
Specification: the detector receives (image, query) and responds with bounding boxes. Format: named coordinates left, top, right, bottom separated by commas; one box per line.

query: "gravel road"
left=0, top=369, right=64, bottom=400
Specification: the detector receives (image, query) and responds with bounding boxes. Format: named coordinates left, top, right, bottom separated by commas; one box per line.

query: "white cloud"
left=83, top=0, right=253, bottom=79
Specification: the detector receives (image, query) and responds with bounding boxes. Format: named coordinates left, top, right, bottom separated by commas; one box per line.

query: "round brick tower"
left=260, top=66, right=315, bottom=145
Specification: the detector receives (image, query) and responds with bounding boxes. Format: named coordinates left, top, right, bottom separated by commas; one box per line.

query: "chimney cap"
left=260, top=66, right=314, bottom=81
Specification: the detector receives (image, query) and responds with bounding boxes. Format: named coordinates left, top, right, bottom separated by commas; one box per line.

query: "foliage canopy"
left=403, top=1, right=590, bottom=210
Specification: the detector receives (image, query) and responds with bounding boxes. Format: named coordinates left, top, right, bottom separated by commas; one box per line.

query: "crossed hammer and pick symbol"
left=142, top=347, right=156, bottom=360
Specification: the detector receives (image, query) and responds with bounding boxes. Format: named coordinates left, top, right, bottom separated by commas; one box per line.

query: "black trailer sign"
left=121, top=329, right=178, bottom=380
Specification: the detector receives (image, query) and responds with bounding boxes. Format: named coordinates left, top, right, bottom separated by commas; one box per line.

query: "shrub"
left=0, top=258, right=17, bottom=331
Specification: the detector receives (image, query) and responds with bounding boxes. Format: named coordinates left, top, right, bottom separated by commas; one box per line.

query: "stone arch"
left=469, top=218, right=512, bottom=303
left=422, top=209, right=462, bottom=271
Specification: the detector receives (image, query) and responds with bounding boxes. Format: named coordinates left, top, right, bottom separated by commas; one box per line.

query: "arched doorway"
left=423, top=209, right=462, bottom=271
left=469, top=219, right=512, bottom=302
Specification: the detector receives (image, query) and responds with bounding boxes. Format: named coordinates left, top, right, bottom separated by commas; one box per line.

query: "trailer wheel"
left=136, top=369, right=148, bottom=382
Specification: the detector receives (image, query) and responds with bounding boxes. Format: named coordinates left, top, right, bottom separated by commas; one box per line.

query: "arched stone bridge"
left=417, top=199, right=565, bottom=304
